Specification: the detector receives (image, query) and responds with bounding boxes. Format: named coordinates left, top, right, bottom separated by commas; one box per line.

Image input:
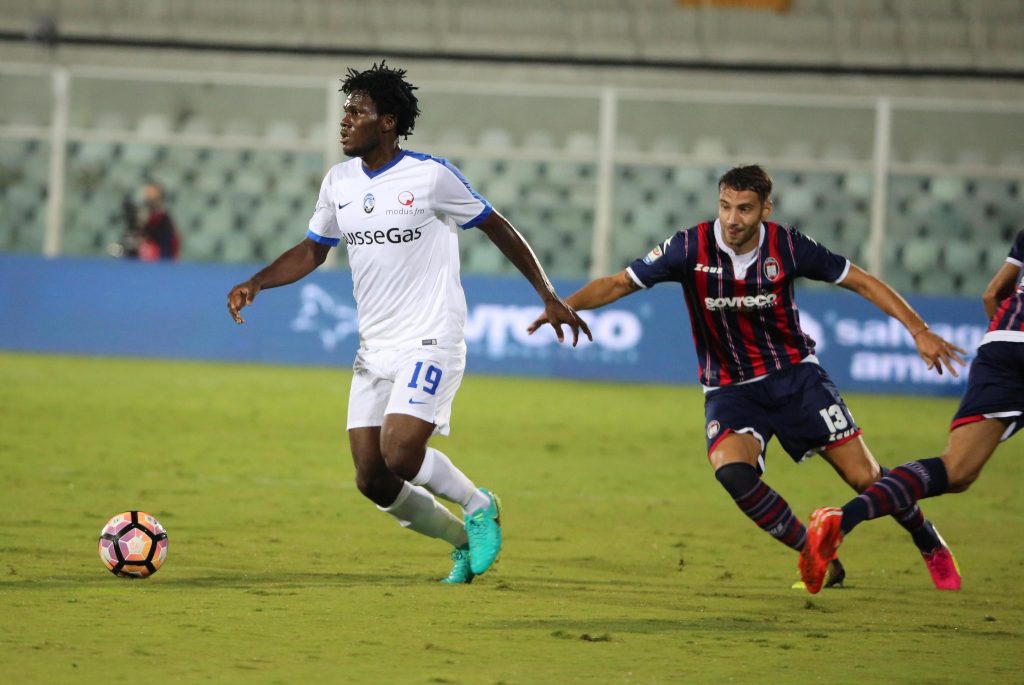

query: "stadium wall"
left=0, top=254, right=986, bottom=396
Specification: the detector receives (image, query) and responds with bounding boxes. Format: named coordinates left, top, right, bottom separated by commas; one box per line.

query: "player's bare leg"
left=820, top=435, right=955, bottom=589
left=941, top=419, right=1006, bottom=492
left=379, top=413, right=502, bottom=576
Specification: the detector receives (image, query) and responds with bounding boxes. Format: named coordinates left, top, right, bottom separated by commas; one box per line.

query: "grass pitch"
left=1, top=352, right=1021, bottom=684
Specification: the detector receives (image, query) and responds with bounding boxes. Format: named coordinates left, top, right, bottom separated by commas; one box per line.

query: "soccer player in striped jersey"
left=801, top=229, right=1024, bottom=593
left=227, top=62, right=590, bottom=584
left=529, top=164, right=966, bottom=589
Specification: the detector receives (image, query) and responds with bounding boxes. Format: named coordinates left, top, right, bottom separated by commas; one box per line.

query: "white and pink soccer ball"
left=98, top=511, right=168, bottom=578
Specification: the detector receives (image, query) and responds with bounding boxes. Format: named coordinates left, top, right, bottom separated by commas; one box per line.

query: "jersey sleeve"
left=1008, top=230, right=1024, bottom=266
left=788, top=228, right=849, bottom=283
left=306, top=170, right=341, bottom=247
left=432, top=159, right=493, bottom=229
left=625, top=231, right=688, bottom=287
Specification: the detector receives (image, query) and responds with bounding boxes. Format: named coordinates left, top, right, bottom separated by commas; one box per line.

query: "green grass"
left=1, top=352, right=1021, bottom=684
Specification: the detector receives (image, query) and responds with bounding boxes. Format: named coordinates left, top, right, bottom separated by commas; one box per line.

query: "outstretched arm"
left=838, top=264, right=967, bottom=376
left=227, top=237, right=331, bottom=324
left=982, top=262, right=1021, bottom=320
left=477, top=211, right=592, bottom=345
left=527, top=270, right=641, bottom=335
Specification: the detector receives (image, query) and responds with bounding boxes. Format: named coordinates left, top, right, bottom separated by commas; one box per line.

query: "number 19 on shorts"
left=407, top=361, right=443, bottom=395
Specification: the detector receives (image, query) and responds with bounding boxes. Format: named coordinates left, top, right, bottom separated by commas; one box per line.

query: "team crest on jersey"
left=706, top=420, right=720, bottom=440
left=363, top=193, right=375, bottom=214
left=643, top=245, right=663, bottom=265
left=398, top=191, right=414, bottom=207
left=763, top=256, right=780, bottom=281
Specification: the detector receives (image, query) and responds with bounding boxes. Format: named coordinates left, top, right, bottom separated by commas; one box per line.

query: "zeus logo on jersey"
left=341, top=227, right=423, bottom=246
left=704, top=293, right=778, bottom=311
left=695, top=263, right=723, bottom=274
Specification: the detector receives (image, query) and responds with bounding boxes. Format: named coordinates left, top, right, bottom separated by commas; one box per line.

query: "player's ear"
left=762, top=198, right=773, bottom=219
left=380, top=112, right=397, bottom=134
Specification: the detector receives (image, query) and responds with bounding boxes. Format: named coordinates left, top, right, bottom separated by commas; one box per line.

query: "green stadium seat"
left=901, top=241, right=941, bottom=275
left=943, top=240, right=981, bottom=275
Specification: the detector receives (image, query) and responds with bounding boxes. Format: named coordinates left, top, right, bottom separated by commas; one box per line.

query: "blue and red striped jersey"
left=627, top=220, right=849, bottom=387
left=984, top=229, right=1024, bottom=344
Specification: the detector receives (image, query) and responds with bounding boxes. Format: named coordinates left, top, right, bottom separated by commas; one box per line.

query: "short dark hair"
left=340, top=61, right=420, bottom=139
left=718, top=165, right=773, bottom=203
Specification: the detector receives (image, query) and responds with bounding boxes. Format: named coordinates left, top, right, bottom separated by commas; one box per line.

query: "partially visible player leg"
left=381, top=415, right=491, bottom=514
left=350, top=427, right=467, bottom=543
left=711, top=433, right=808, bottom=552
left=347, top=349, right=474, bottom=582
left=841, top=419, right=1005, bottom=531
left=379, top=413, right=500, bottom=576
left=802, top=419, right=1006, bottom=593
left=382, top=348, right=502, bottom=576
left=821, top=435, right=955, bottom=588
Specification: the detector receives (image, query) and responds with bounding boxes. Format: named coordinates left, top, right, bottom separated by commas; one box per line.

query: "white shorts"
left=346, top=344, right=466, bottom=436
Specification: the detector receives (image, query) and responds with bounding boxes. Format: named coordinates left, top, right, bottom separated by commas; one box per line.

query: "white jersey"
left=307, top=150, right=492, bottom=349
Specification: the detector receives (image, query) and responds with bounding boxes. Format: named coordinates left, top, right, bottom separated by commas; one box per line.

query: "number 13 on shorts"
left=818, top=402, right=858, bottom=442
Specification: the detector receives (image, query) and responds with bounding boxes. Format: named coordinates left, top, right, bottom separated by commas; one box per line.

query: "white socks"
left=410, top=447, right=491, bottom=515
left=378, top=481, right=466, bottom=548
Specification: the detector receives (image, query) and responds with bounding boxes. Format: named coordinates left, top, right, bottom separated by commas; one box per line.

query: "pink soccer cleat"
left=922, top=532, right=961, bottom=590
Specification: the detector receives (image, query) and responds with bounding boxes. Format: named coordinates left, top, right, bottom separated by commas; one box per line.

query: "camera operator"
left=119, top=182, right=179, bottom=261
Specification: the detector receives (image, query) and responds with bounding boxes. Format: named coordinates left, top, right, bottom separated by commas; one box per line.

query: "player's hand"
left=914, top=329, right=967, bottom=377
left=227, top=280, right=261, bottom=324
left=529, top=299, right=592, bottom=347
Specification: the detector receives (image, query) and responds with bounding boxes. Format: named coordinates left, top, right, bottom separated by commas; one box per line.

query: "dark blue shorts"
left=704, top=362, right=862, bottom=468
left=951, top=341, right=1024, bottom=442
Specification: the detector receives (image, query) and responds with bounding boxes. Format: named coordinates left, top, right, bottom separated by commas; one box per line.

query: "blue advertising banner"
left=0, top=255, right=987, bottom=396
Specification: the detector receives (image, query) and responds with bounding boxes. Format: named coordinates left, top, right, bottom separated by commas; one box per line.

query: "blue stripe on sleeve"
left=405, top=150, right=492, bottom=226
left=461, top=203, right=494, bottom=229
left=306, top=229, right=340, bottom=247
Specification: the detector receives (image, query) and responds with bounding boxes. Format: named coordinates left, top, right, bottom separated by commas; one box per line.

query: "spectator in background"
left=120, top=182, right=179, bottom=261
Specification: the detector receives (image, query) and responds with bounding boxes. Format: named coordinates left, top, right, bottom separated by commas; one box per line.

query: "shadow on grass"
left=498, top=615, right=836, bottom=637
left=0, top=570, right=428, bottom=590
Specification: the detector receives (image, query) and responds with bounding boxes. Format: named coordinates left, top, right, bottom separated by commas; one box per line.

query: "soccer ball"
left=98, top=511, right=168, bottom=578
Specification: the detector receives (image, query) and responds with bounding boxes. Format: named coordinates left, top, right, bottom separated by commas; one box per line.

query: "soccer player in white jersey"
left=227, top=62, right=590, bottom=583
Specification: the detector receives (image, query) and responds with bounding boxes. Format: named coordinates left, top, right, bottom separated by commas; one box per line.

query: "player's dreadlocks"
left=340, top=61, right=421, bottom=139
left=719, top=165, right=773, bottom=203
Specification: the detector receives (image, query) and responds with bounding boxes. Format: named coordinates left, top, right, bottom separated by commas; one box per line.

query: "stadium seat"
left=692, top=137, right=729, bottom=161
left=565, top=131, right=597, bottom=155
left=120, top=143, right=161, bottom=168
left=223, top=118, right=259, bottom=139
left=957, top=269, right=991, bottom=296
left=522, top=130, right=557, bottom=152
left=265, top=120, right=302, bottom=142
left=983, top=242, right=1014, bottom=272
left=305, top=120, right=327, bottom=146
left=181, top=116, right=215, bottom=137
left=916, top=269, right=956, bottom=296
left=779, top=140, right=817, bottom=161
left=929, top=176, right=969, bottom=203
left=478, top=128, right=515, bottom=150
left=92, top=112, right=131, bottom=132
left=136, top=113, right=173, bottom=137
left=901, top=241, right=941, bottom=275
left=943, top=240, right=981, bottom=276
left=232, top=170, right=268, bottom=195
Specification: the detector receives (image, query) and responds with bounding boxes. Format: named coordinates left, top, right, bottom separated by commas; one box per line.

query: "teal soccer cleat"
left=465, top=489, right=502, bottom=575
left=439, top=544, right=474, bottom=584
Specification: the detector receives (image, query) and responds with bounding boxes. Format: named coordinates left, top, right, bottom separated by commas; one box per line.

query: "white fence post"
left=321, top=76, right=343, bottom=269
left=43, top=66, right=70, bottom=258
left=590, top=86, right=618, bottom=279
left=866, top=96, right=892, bottom=277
